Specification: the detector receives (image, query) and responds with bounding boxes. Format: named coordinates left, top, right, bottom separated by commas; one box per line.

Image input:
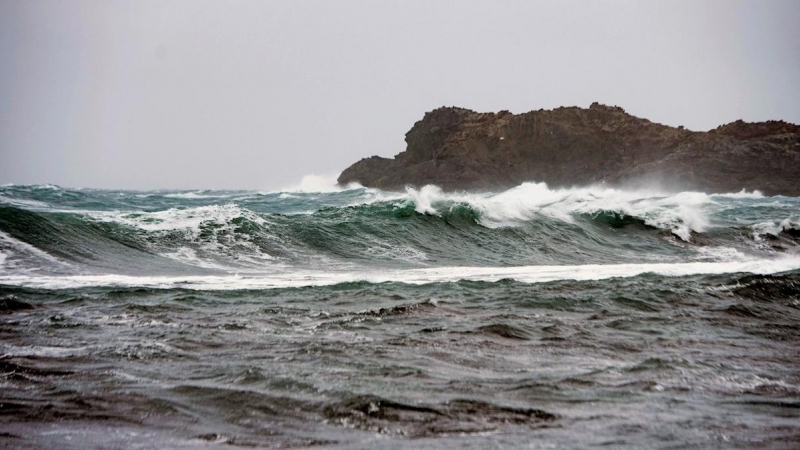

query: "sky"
left=1, top=0, right=798, bottom=190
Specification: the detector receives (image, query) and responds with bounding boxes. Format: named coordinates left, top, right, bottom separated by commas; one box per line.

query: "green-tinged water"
left=1, top=183, right=799, bottom=448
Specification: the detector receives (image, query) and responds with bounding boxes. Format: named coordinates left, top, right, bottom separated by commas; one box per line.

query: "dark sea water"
left=1, top=182, right=799, bottom=449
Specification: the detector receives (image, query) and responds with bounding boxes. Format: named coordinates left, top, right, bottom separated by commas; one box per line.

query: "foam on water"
left=85, top=204, right=268, bottom=233
left=694, top=246, right=749, bottom=261
left=709, top=189, right=765, bottom=199
left=752, top=217, right=799, bottom=241
left=159, top=247, right=242, bottom=272
left=76, top=205, right=280, bottom=270
left=1, top=344, right=90, bottom=359
left=2, top=256, right=798, bottom=290
left=0, top=231, right=70, bottom=268
left=272, top=173, right=363, bottom=193
left=0, top=195, right=51, bottom=209
left=400, top=182, right=714, bottom=240
left=162, top=191, right=237, bottom=199
left=29, top=184, right=63, bottom=191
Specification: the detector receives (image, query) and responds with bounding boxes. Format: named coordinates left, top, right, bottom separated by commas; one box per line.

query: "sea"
left=1, top=180, right=799, bottom=449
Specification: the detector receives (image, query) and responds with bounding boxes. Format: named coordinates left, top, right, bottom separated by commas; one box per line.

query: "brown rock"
left=338, top=104, right=800, bottom=196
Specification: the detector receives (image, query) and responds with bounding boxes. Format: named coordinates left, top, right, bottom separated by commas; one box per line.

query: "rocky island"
left=338, top=103, right=800, bottom=196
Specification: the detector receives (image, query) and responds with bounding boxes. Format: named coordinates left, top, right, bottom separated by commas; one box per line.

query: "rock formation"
left=338, top=103, right=800, bottom=196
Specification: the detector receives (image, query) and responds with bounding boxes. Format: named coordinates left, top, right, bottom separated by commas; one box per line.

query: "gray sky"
left=1, top=0, right=798, bottom=190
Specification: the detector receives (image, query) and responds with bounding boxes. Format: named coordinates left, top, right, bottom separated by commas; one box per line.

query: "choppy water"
left=1, top=182, right=799, bottom=448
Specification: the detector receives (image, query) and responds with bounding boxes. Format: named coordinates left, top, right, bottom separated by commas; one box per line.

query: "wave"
left=0, top=181, right=798, bottom=276
left=162, top=191, right=240, bottom=199
left=709, top=189, right=765, bottom=199
left=85, top=204, right=266, bottom=232
left=402, top=183, right=716, bottom=241
left=0, top=230, right=70, bottom=265
left=269, top=174, right=364, bottom=194
left=752, top=217, right=800, bottom=240
left=2, top=257, right=799, bottom=290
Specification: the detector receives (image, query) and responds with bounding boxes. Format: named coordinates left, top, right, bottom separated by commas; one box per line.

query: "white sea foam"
left=709, top=189, right=765, bottom=199
left=406, top=185, right=440, bottom=215
left=400, top=182, right=714, bottom=241
left=271, top=174, right=363, bottom=194
left=32, top=184, right=62, bottom=191
left=694, top=246, right=749, bottom=261
left=163, top=191, right=236, bottom=199
left=0, top=231, right=69, bottom=269
left=709, top=373, right=799, bottom=394
left=752, top=217, right=799, bottom=241
left=159, top=247, right=238, bottom=271
left=1, top=344, right=89, bottom=358
left=362, top=238, right=429, bottom=263
left=1, top=257, right=798, bottom=290
left=86, top=204, right=267, bottom=233
left=83, top=205, right=277, bottom=269
left=0, top=195, right=51, bottom=209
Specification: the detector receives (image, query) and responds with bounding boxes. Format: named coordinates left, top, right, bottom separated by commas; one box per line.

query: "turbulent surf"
left=2, top=182, right=800, bottom=448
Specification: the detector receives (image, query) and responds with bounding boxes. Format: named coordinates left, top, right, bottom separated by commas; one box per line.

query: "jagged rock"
left=338, top=103, right=800, bottom=195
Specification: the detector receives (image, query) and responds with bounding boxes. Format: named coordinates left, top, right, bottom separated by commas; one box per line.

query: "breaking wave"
left=0, top=181, right=798, bottom=284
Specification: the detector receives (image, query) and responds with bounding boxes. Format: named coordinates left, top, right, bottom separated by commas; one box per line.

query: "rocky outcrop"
left=338, top=103, right=800, bottom=196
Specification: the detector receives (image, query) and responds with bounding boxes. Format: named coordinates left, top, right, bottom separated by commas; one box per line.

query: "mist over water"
left=1, top=180, right=800, bottom=448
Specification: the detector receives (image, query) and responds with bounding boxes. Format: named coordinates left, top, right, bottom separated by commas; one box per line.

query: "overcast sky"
left=1, top=0, right=798, bottom=190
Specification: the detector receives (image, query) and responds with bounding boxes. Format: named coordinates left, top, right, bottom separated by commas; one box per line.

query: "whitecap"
left=694, top=246, right=749, bottom=261
left=752, top=217, right=799, bottom=241
left=84, top=204, right=267, bottom=233
left=1, top=256, right=798, bottom=290
left=710, top=189, right=764, bottom=199
left=0, top=231, right=70, bottom=268
left=267, top=173, right=363, bottom=194
left=0, top=195, right=51, bottom=208
left=163, top=191, right=230, bottom=199
left=399, top=182, right=713, bottom=241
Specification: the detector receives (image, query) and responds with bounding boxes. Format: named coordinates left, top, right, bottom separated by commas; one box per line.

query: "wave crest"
left=401, top=182, right=711, bottom=241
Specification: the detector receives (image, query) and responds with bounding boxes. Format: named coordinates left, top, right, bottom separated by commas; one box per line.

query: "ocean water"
left=1, top=181, right=799, bottom=449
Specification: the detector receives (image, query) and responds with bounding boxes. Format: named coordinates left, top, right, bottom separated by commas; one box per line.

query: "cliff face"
left=337, top=103, right=800, bottom=196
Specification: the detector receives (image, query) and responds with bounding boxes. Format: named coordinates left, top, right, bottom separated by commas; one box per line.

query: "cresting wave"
left=0, top=181, right=798, bottom=286
left=405, top=183, right=746, bottom=240
left=2, top=257, right=800, bottom=290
